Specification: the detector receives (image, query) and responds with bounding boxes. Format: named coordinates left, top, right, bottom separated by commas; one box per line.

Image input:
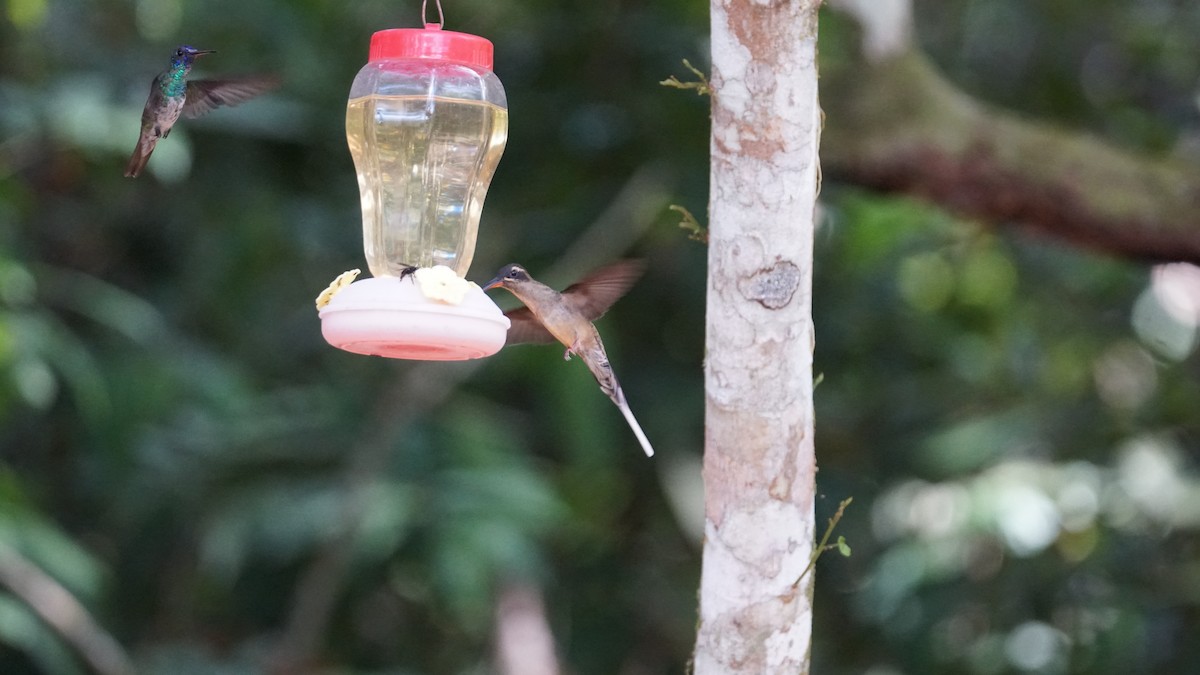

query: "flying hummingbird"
left=125, top=45, right=279, bottom=178
left=483, top=260, right=655, bottom=457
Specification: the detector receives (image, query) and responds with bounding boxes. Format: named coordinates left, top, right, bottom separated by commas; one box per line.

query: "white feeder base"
left=319, top=276, right=509, bottom=361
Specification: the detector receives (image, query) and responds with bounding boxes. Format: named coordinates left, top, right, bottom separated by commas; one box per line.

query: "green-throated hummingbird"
left=483, top=260, right=655, bottom=457
left=125, top=45, right=279, bottom=177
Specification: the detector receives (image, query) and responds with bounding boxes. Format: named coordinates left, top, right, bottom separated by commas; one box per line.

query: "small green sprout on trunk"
left=670, top=205, right=708, bottom=244
left=660, top=59, right=711, bottom=96
left=794, top=497, right=853, bottom=586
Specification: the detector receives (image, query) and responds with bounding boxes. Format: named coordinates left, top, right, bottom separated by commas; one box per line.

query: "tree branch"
left=0, top=542, right=135, bottom=675
left=823, top=8, right=1200, bottom=263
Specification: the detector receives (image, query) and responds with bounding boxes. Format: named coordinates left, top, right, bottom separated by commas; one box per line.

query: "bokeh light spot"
left=1117, top=436, right=1184, bottom=522
left=136, top=0, right=184, bottom=41
left=958, top=247, right=1017, bottom=308
left=899, top=251, right=955, bottom=312
left=14, top=358, right=57, bottom=409
left=1004, top=621, right=1067, bottom=671
left=1056, top=463, right=1101, bottom=532
left=1133, top=286, right=1196, bottom=361
left=995, top=483, right=1060, bottom=557
left=6, top=0, right=47, bottom=29
left=1131, top=263, right=1200, bottom=360
left=1151, top=263, right=1200, bottom=324
left=1092, top=342, right=1157, bottom=411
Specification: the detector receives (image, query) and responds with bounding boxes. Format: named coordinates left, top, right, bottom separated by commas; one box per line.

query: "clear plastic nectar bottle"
left=346, top=25, right=508, bottom=278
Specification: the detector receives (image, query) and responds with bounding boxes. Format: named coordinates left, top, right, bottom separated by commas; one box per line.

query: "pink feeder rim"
left=319, top=276, right=509, bottom=360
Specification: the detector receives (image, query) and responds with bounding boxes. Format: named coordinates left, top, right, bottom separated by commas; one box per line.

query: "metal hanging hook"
left=422, top=0, right=445, bottom=28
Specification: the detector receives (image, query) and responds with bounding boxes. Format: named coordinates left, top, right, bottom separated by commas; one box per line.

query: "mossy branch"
left=660, top=59, right=711, bottom=96
left=821, top=47, right=1200, bottom=263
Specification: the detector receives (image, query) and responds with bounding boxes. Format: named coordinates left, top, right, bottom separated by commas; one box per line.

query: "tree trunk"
left=694, top=1, right=822, bottom=673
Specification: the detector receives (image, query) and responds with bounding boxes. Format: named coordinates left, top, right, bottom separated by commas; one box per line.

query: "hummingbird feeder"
left=318, top=6, right=510, bottom=360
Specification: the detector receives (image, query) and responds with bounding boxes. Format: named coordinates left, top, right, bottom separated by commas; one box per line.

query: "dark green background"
left=1, top=1, right=1198, bottom=673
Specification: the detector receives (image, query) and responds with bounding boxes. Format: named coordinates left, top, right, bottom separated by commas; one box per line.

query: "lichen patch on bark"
left=739, top=260, right=801, bottom=308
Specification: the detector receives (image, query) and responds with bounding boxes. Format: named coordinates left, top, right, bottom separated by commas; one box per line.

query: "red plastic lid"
left=368, top=26, right=494, bottom=70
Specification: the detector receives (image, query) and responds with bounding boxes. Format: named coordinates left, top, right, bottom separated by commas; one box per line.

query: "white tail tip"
left=614, top=387, right=655, bottom=457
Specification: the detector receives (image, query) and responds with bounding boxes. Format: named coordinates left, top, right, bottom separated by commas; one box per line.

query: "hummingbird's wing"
left=183, top=75, right=281, bottom=118
left=560, top=259, right=646, bottom=320
left=502, top=307, right=558, bottom=345
left=500, top=259, right=645, bottom=345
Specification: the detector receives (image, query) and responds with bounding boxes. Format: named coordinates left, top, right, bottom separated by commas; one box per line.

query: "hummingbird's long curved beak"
left=482, top=275, right=504, bottom=290
left=193, top=49, right=217, bottom=57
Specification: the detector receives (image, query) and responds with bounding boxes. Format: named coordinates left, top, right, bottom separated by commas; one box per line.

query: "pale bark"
left=493, top=583, right=560, bottom=675
left=694, top=1, right=822, bottom=673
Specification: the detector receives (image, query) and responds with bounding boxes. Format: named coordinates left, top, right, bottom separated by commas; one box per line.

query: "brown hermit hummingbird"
left=125, top=45, right=279, bottom=177
left=483, top=260, right=655, bottom=457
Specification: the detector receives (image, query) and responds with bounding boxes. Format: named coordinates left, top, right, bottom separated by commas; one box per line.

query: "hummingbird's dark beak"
left=194, top=49, right=217, bottom=57
left=482, top=275, right=504, bottom=291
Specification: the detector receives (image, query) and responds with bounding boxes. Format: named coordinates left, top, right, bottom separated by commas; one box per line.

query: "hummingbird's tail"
left=124, top=133, right=158, bottom=178
left=613, top=386, right=655, bottom=457
left=579, top=346, right=655, bottom=456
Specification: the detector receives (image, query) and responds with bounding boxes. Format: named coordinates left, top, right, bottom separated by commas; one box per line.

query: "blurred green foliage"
left=0, top=0, right=1198, bottom=674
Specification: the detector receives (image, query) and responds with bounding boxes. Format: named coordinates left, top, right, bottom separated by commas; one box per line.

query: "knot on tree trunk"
left=740, top=260, right=801, bottom=309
